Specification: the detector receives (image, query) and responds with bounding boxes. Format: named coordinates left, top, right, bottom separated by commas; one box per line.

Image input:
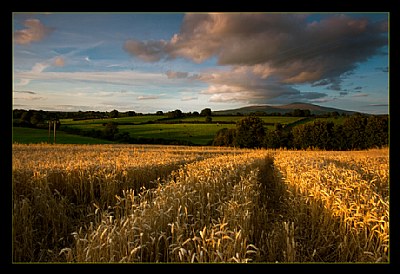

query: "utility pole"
left=48, top=119, right=57, bottom=144
left=54, top=120, right=56, bottom=144
left=48, top=120, right=51, bottom=143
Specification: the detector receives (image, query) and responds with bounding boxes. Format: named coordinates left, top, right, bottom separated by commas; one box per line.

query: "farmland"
left=12, top=127, right=115, bottom=144
left=12, top=115, right=313, bottom=146
left=12, top=144, right=389, bottom=263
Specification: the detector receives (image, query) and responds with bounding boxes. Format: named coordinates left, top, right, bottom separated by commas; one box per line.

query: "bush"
left=234, top=116, right=265, bottom=148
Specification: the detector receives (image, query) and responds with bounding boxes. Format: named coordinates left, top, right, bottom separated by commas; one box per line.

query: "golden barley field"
left=12, top=144, right=389, bottom=263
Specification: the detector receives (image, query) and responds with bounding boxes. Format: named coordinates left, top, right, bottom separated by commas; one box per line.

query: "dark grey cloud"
left=123, top=13, right=387, bottom=104
left=13, top=90, right=45, bottom=100
left=124, top=40, right=167, bottom=62
left=375, top=66, right=389, bottom=73
left=199, top=67, right=328, bottom=104
left=125, top=13, right=387, bottom=82
left=312, top=79, right=331, bottom=87
left=14, top=90, right=37, bottom=94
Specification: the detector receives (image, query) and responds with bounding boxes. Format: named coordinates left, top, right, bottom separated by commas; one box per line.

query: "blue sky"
left=13, top=12, right=389, bottom=114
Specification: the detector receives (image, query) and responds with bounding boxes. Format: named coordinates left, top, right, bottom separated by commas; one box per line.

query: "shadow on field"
left=252, top=158, right=357, bottom=263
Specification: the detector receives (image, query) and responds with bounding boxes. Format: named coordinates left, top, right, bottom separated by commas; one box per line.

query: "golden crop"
left=273, top=148, right=389, bottom=262
left=12, top=144, right=389, bottom=263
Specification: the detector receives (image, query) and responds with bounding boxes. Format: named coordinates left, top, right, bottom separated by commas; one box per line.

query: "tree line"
left=212, top=114, right=388, bottom=150
left=12, top=109, right=388, bottom=150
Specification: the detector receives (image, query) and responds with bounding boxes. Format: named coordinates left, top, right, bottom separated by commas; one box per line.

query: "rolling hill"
left=213, top=102, right=359, bottom=116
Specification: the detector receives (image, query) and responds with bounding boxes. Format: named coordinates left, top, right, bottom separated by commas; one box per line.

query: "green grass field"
left=58, top=115, right=305, bottom=145
left=158, top=115, right=305, bottom=124
left=313, top=116, right=348, bottom=125
left=60, top=115, right=164, bottom=125
left=60, top=121, right=276, bottom=145
left=12, top=127, right=115, bottom=144
left=119, top=123, right=237, bottom=145
left=15, top=115, right=341, bottom=145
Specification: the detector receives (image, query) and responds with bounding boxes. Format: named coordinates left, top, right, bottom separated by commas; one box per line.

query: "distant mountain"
left=213, top=102, right=359, bottom=116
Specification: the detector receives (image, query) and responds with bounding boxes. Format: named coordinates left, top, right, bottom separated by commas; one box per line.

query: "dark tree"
left=30, top=112, right=44, bottom=126
left=303, top=109, right=311, bottom=117
left=212, top=128, right=236, bottom=146
left=167, top=109, right=183, bottom=119
left=310, top=120, right=335, bottom=150
left=103, top=122, right=119, bottom=140
left=292, top=109, right=303, bottom=117
left=274, top=123, right=283, bottom=131
left=264, top=123, right=292, bottom=149
left=13, top=109, right=25, bottom=119
left=110, top=109, right=119, bottom=118
left=292, top=120, right=335, bottom=150
left=20, top=110, right=33, bottom=126
left=235, top=116, right=265, bottom=148
left=330, top=111, right=340, bottom=118
left=291, top=124, right=310, bottom=149
left=115, top=132, right=131, bottom=143
left=365, top=115, right=388, bottom=148
left=200, top=108, right=212, bottom=116
left=343, top=114, right=368, bottom=149
left=331, top=124, right=347, bottom=150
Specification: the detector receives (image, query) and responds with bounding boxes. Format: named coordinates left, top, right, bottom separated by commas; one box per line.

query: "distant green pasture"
left=60, top=115, right=292, bottom=145
left=62, top=115, right=305, bottom=126
left=290, top=116, right=347, bottom=127
left=12, top=115, right=354, bottom=146
left=61, top=115, right=164, bottom=125
left=119, top=123, right=237, bottom=145
left=313, top=116, right=347, bottom=125
left=260, top=116, right=305, bottom=124
left=165, top=116, right=305, bottom=124
left=12, top=127, right=114, bottom=144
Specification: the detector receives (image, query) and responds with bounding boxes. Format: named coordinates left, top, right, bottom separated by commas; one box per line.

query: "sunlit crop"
left=12, top=144, right=389, bottom=263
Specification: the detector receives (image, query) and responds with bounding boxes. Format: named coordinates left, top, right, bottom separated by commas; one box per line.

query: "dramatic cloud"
left=13, top=19, right=53, bottom=45
left=125, top=14, right=387, bottom=75
left=197, top=66, right=327, bottom=104
left=124, top=40, right=167, bottom=62
left=123, top=13, right=387, bottom=105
